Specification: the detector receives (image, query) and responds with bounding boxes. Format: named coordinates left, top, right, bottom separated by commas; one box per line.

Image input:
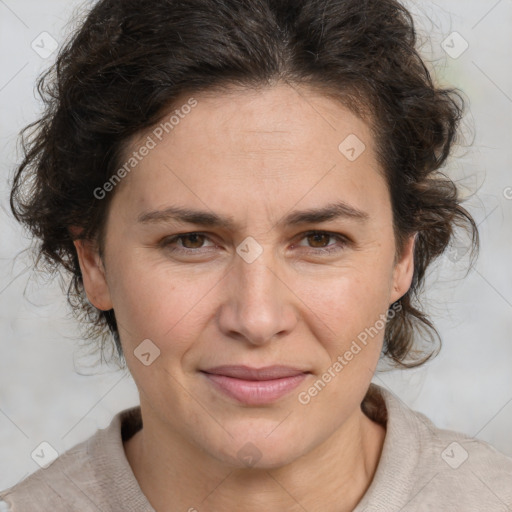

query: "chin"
left=208, top=428, right=308, bottom=470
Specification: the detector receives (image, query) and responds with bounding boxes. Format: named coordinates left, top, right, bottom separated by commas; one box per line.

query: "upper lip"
left=201, top=365, right=310, bottom=381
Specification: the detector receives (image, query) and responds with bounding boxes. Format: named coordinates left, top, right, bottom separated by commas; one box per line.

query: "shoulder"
left=412, top=409, right=512, bottom=502
left=408, top=407, right=512, bottom=510
left=0, top=406, right=146, bottom=512
left=0, top=433, right=99, bottom=511
left=359, top=384, right=512, bottom=511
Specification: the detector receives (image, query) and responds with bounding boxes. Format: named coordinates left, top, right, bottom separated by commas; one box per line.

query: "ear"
left=73, top=238, right=113, bottom=311
left=389, top=233, right=416, bottom=304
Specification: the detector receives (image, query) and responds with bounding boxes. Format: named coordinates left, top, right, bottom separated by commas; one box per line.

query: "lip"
left=202, top=365, right=310, bottom=380
left=200, top=365, right=310, bottom=405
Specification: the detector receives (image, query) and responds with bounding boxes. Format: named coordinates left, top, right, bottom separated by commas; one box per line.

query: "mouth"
left=200, top=365, right=311, bottom=405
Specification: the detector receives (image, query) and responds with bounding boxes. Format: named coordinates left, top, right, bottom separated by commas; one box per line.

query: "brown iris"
left=179, top=234, right=206, bottom=248
left=305, top=232, right=331, bottom=248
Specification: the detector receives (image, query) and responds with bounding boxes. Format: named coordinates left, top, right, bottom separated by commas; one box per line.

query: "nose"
left=217, top=246, right=298, bottom=346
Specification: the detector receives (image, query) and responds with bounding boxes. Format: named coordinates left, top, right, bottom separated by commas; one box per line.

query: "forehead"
left=110, top=83, right=388, bottom=227
left=156, top=83, right=372, bottom=157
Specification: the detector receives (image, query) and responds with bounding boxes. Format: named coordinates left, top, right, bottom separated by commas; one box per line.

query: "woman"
left=1, top=0, right=511, bottom=510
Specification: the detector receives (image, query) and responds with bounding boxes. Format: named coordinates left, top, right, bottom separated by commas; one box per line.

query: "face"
left=75, top=83, right=414, bottom=468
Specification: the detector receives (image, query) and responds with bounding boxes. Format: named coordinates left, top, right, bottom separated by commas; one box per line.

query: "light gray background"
left=1, top=0, right=511, bottom=491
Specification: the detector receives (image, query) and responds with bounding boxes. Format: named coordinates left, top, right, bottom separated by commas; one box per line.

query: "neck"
left=124, top=401, right=386, bottom=512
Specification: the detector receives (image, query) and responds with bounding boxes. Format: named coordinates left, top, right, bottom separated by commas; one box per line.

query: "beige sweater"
left=1, top=383, right=511, bottom=511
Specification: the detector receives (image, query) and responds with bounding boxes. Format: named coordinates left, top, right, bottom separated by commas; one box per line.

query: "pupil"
left=183, top=234, right=203, bottom=248
left=309, top=233, right=329, bottom=247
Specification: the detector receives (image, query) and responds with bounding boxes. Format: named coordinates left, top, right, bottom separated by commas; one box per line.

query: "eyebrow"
left=137, top=201, right=370, bottom=229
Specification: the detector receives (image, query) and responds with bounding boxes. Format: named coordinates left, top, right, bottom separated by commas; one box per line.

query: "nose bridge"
left=238, top=248, right=278, bottom=304
left=219, top=243, right=297, bottom=345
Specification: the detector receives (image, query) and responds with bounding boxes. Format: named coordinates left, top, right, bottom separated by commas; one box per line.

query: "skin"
left=74, top=82, right=415, bottom=512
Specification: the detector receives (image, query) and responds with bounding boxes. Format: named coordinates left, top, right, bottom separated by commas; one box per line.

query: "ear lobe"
left=73, top=239, right=113, bottom=311
left=390, top=233, right=416, bottom=304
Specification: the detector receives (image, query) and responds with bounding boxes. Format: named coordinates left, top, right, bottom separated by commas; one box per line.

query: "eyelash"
left=159, top=230, right=349, bottom=256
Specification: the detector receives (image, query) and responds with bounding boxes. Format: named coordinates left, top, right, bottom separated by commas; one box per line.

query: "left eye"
left=294, top=231, right=348, bottom=253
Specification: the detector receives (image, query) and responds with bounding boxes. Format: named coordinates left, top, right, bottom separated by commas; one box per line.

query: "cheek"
left=106, top=251, right=220, bottom=347
left=295, top=266, right=393, bottom=383
left=300, top=264, right=393, bottom=336
left=303, top=276, right=389, bottom=400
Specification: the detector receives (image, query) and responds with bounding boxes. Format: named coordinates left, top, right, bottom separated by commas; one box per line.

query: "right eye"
left=160, top=232, right=217, bottom=253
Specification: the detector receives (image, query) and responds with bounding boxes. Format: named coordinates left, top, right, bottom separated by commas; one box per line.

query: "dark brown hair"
left=10, top=0, right=479, bottom=369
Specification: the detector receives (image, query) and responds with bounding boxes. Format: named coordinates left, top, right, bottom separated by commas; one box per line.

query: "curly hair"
left=10, top=0, right=479, bottom=370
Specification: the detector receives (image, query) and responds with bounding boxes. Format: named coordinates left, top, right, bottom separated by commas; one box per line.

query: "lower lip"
left=201, top=372, right=308, bottom=405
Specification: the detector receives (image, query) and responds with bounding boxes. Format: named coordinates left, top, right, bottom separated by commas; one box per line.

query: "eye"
left=294, top=230, right=349, bottom=254
left=160, top=232, right=216, bottom=253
